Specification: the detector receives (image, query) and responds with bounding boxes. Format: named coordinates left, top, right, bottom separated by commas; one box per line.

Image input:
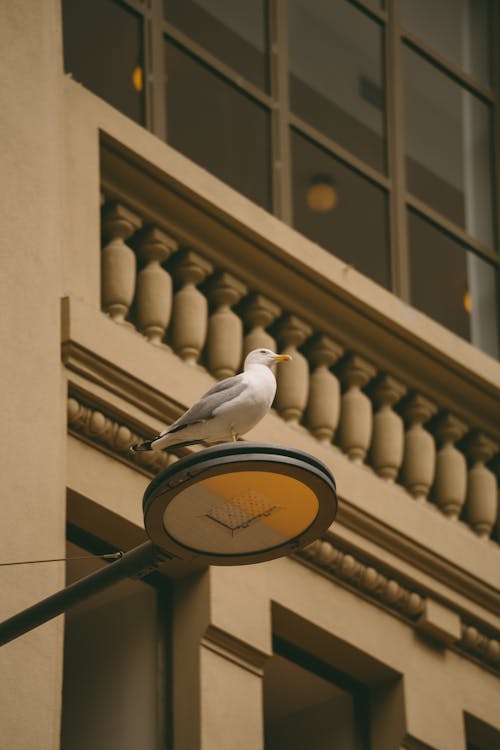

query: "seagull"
left=131, top=348, right=291, bottom=452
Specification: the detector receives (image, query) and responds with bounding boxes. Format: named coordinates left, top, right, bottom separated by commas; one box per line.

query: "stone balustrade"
left=99, top=198, right=500, bottom=543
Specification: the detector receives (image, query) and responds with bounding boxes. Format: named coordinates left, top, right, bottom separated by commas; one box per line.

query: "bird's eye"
left=259, top=349, right=267, bottom=354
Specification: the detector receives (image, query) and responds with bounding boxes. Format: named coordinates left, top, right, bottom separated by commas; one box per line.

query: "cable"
left=0, top=552, right=124, bottom=567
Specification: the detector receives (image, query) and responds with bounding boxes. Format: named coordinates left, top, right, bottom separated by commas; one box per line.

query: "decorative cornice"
left=336, top=498, right=500, bottom=616
left=459, top=623, right=500, bottom=667
left=67, top=393, right=172, bottom=475
left=299, top=539, right=425, bottom=620
left=63, top=337, right=183, bottom=423
left=297, top=538, right=500, bottom=674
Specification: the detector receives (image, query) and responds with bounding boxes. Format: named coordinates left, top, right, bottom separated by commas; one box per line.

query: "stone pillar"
left=463, top=434, right=498, bottom=539
left=274, top=315, right=312, bottom=424
left=134, top=227, right=178, bottom=345
left=240, top=293, right=281, bottom=358
left=370, top=374, right=406, bottom=481
left=205, top=272, right=247, bottom=379
left=304, top=334, right=344, bottom=444
left=169, top=249, right=213, bottom=365
left=172, top=566, right=272, bottom=750
left=400, top=394, right=437, bottom=501
left=337, top=355, right=376, bottom=463
left=101, top=202, right=142, bottom=325
left=432, top=414, right=468, bottom=519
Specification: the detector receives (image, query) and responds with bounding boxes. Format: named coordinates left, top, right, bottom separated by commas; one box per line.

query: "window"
left=62, top=0, right=144, bottom=125
left=62, top=0, right=499, bottom=357
left=264, top=638, right=370, bottom=750
left=61, top=532, right=170, bottom=750
left=464, top=712, right=500, bottom=750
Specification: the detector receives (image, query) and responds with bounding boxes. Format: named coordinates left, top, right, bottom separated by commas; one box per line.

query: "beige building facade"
left=1, top=2, right=499, bottom=749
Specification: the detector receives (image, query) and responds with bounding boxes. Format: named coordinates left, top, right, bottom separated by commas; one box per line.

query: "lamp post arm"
left=0, top=541, right=166, bottom=647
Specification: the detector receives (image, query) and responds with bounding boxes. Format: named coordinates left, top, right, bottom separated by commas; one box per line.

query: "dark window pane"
left=404, top=47, right=495, bottom=248
left=164, top=0, right=268, bottom=91
left=62, top=0, right=144, bottom=124
left=291, top=130, right=390, bottom=288
left=408, top=210, right=499, bottom=357
left=288, top=0, right=386, bottom=173
left=165, top=41, right=271, bottom=209
left=401, top=0, right=491, bottom=86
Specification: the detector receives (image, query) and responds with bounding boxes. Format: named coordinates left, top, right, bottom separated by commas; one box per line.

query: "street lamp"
left=0, top=442, right=337, bottom=646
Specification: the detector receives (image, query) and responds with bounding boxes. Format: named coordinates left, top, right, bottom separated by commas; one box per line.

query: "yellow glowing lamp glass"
left=132, top=65, right=143, bottom=92
left=163, top=471, right=319, bottom=555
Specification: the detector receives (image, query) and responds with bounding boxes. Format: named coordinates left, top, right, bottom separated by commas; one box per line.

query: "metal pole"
left=0, top=541, right=165, bottom=647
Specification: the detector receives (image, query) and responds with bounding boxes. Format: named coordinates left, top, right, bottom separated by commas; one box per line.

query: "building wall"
left=0, top=2, right=66, bottom=748
left=0, top=3, right=499, bottom=750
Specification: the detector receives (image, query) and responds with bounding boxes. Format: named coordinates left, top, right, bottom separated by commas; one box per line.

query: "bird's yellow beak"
left=274, top=354, right=292, bottom=362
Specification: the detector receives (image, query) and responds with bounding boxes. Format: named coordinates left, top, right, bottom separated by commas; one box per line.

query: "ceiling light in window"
left=464, top=290, right=472, bottom=314
left=132, top=65, right=143, bottom=92
left=306, top=175, right=338, bottom=212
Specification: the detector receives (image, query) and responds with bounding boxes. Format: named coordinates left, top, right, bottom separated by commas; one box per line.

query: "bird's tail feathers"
left=130, top=440, right=153, bottom=452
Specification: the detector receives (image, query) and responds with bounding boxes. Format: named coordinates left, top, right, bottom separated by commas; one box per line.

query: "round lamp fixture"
left=143, top=442, right=337, bottom=565
left=0, top=442, right=337, bottom=646
left=306, top=175, right=338, bottom=212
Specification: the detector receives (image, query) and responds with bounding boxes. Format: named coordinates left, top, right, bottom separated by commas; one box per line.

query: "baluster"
left=274, top=315, right=312, bottom=424
left=304, top=334, right=344, bottom=444
left=463, top=434, right=498, bottom=539
left=370, top=374, right=406, bottom=481
left=493, top=457, right=500, bottom=542
left=432, top=413, right=468, bottom=519
left=134, top=227, right=178, bottom=345
left=337, top=355, right=376, bottom=464
left=400, top=394, right=437, bottom=501
left=169, top=249, right=213, bottom=365
left=205, top=271, right=247, bottom=379
left=240, top=293, right=281, bottom=358
left=101, top=202, right=142, bottom=324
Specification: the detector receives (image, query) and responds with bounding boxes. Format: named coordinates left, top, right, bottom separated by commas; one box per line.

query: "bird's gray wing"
left=165, top=375, right=247, bottom=433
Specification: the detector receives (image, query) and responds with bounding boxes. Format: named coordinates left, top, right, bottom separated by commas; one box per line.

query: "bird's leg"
left=230, top=428, right=237, bottom=443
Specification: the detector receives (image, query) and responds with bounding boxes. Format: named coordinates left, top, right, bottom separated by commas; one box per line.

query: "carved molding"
left=66, top=391, right=500, bottom=674
left=67, top=392, right=172, bottom=475
left=297, top=538, right=500, bottom=674
left=460, top=623, right=500, bottom=667
left=299, top=539, right=425, bottom=620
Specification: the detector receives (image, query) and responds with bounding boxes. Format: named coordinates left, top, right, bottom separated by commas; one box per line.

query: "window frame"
left=65, top=0, right=500, bottom=348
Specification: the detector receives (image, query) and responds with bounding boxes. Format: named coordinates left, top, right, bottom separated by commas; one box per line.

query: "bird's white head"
left=243, top=348, right=292, bottom=369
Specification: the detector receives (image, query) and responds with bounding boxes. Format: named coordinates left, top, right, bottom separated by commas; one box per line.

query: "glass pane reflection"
left=291, top=130, right=390, bottom=289
left=401, top=0, right=491, bottom=86
left=288, top=0, right=386, bottom=173
left=408, top=210, right=499, bottom=358
left=165, top=40, right=272, bottom=210
left=62, top=0, right=144, bottom=125
left=404, top=47, right=494, bottom=248
left=164, top=0, right=268, bottom=90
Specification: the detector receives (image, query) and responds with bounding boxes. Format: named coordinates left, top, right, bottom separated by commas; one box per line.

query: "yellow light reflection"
left=464, top=290, right=472, bottom=314
left=132, top=66, right=143, bottom=92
